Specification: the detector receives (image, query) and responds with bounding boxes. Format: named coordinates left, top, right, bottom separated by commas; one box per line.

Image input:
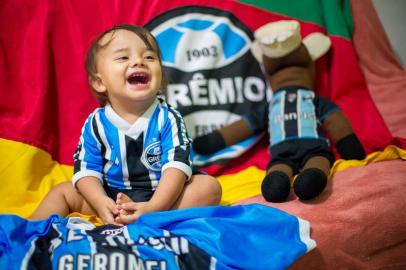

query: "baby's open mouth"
left=127, top=72, right=150, bottom=85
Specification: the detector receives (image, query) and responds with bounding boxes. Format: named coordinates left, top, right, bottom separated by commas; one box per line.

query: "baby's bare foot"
left=116, top=192, right=132, bottom=204
left=116, top=193, right=133, bottom=215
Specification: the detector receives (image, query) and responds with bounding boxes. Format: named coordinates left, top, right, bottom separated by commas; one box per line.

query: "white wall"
left=372, top=0, right=406, bottom=68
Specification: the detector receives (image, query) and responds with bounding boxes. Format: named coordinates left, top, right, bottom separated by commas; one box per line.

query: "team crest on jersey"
left=146, top=6, right=271, bottom=167
left=147, top=9, right=251, bottom=72
left=288, top=93, right=297, bottom=103
left=141, top=142, right=162, bottom=171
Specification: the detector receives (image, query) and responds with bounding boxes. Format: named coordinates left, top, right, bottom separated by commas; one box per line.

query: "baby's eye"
left=144, top=54, right=157, bottom=61
left=115, top=56, right=129, bottom=61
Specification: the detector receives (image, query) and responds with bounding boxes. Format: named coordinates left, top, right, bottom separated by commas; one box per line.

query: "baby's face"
left=93, top=29, right=163, bottom=109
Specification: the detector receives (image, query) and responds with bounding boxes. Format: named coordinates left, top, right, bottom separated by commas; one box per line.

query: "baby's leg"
left=171, top=174, right=222, bottom=209
left=30, top=182, right=95, bottom=220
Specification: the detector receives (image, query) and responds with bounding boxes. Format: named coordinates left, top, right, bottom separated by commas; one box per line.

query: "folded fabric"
left=219, top=145, right=406, bottom=205
left=0, top=204, right=315, bottom=270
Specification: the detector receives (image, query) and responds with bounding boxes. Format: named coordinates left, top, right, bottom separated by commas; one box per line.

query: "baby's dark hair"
left=85, top=24, right=166, bottom=106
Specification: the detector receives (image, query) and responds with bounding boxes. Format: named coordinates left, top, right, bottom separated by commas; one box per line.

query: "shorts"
left=103, top=183, right=154, bottom=202
left=268, top=138, right=335, bottom=174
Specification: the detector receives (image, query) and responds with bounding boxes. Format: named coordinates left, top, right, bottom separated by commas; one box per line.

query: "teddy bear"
left=193, top=20, right=366, bottom=202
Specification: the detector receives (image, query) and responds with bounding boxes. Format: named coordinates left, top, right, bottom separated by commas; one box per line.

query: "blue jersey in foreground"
left=0, top=204, right=316, bottom=270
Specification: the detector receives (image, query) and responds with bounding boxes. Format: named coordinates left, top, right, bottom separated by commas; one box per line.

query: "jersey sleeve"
left=314, top=96, right=340, bottom=123
left=160, top=107, right=193, bottom=180
left=72, top=113, right=104, bottom=186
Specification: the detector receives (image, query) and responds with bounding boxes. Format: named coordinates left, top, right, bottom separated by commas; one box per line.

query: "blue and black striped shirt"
left=73, top=98, right=192, bottom=191
left=244, top=87, right=339, bottom=146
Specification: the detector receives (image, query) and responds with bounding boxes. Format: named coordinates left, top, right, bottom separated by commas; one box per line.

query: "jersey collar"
left=104, top=99, right=159, bottom=138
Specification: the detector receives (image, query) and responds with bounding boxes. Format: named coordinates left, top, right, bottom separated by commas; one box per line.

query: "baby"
left=31, top=24, right=222, bottom=224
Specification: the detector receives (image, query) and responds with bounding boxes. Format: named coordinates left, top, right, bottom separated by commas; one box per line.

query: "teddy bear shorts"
left=268, top=138, right=335, bottom=174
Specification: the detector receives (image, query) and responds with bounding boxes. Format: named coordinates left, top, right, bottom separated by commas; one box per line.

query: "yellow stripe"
left=219, top=145, right=406, bottom=205
left=330, top=145, right=406, bottom=172
left=219, top=166, right=265, bottom=206
left=0, top=138, right=72, bottom=217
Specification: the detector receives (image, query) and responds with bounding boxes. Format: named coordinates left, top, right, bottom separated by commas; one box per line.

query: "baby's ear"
left=89, top=74, right=107, bottom=93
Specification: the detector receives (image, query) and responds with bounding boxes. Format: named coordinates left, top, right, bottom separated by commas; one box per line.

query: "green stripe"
left=239, top=0, right=353, bottom=39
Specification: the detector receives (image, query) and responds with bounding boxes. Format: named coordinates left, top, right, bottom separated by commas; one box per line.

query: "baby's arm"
left=76, top=176, right=119, bottom=225
left=116, top=168, right=186, bottom=224
left=72, top=111, right=122, bottom=224
left=147, top=168, right=186, bottom=211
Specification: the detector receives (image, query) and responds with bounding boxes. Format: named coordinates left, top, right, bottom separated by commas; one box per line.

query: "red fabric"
left=328, top=36, right=393, bottom=152
left=0, top=0, right=288, bottom=166
left=351, top=0, right=406, bottom=143
left=0, top=0, right=399, bottom=172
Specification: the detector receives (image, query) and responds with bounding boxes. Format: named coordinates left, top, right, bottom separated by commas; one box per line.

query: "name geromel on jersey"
left=145, top=6, right=271, bottom=167
left=23, top=219, right=215, bottom=270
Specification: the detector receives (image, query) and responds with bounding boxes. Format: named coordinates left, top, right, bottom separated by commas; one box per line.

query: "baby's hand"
left=115, top=201, right=152, bottom=224
left=95, top=196, right=121, bottom=225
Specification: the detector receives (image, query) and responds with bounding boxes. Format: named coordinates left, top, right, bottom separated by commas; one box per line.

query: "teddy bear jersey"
left=72, top=98, right=192, bottom=191
left=269, top=87, right=339, bottom=146
left=245, top=86, right=339, bottom=147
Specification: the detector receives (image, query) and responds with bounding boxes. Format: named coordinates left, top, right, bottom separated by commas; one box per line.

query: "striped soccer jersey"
left=73, top=98, right=192, bottom=191
left=269, top=88, right=338, bottom=146
left=0, top=215, right=214, bottom=270
left=245, top=87, right=339, bottom=146
left=0, top=204, right=316, bottom=270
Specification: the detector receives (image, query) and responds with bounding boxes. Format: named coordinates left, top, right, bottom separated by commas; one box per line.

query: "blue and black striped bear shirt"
left=244, top=86, right=339, bottom=146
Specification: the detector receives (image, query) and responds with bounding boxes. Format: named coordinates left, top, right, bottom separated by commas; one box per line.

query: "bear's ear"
left=253, top=20, right=302, bottom=58
left=251, top=20, right=332, bottom=63
left=303, top=32, right=331, bottom=61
